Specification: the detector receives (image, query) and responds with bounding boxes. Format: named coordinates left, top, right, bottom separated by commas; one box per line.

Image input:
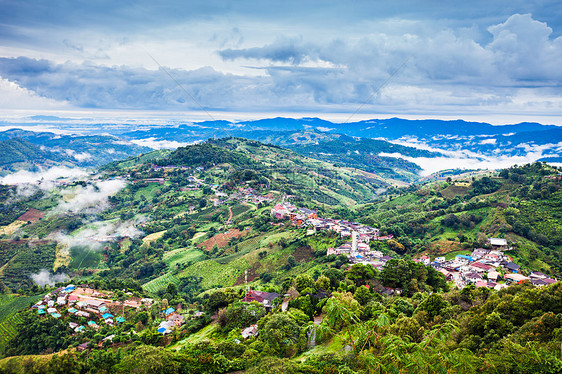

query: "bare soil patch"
left=198, top=228, right=249, bottom=251
left=17, top=208, right=45, bottom=223
left=293, top=246, right=314, bottom=262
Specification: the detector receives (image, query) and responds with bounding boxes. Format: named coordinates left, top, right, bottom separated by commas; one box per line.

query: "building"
left=242, top=290, right=280, bottom=308
left=489, top=238, right=508, bottom=250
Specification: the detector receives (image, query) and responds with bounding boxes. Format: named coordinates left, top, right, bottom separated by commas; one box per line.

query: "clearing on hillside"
left=197, top=228, right=250, bottom=251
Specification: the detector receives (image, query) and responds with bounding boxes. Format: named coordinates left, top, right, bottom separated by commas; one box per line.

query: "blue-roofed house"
left=51, top=313, right=61, bottom=318
left=157, top=327, right=168, bottom=334
left=164, top=307, right=175, bottom=315
left=37, top=309, right=45, bottom=315
left=116, top=316, right=125, bottom=323
left=102, top=313, right=114, bottom=320
left=455, top=255, right=474, bottom=262
left=67, top=308, right=78, bottom=314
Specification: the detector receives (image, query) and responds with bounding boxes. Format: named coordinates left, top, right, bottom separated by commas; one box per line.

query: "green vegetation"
left=0, top=135, right=562, bottom=374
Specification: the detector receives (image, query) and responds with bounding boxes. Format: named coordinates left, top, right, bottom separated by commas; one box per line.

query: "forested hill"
left=287, top=134, right=439, bottom=182
left=0, top=138, right=63, bottom=169
left=0, top=129, right=151, bottom=172
left=143, top=136, right=406, bottom=205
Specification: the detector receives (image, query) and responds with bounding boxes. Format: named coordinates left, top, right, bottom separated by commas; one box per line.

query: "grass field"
left=178, top=256, right=250, bottom=289
left=142, top=272, right=181, bottom=293
left=230, top=203, right=252, bottom=218
left=69, top=246, right=102, bottom=269
left=163, top=247, right=204, bottom=269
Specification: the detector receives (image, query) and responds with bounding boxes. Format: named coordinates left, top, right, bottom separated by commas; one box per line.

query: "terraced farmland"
left=0, top=294, right=42, bottom=350
left=142, top=272, right=181, bottom=293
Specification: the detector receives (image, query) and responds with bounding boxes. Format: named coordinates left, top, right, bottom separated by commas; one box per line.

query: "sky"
left=1, top=0, right=562, bottom=124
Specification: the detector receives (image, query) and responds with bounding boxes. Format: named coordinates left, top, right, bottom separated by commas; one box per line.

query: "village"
left=30, top=284, right=204, bottom=350
left=271, top=203, right=558, bottom=292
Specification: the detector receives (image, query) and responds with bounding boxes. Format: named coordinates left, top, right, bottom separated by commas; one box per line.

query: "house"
left=464, top=272, right=483, bottom=283
left=158, top=321, right=174, bottom=334
left=489, top=238, right=508, bottom=250
left=69, top=322, right=79, bottom=329
left=242, top=290, right=280, bottom=308
left=487, top=271, right=500, bottom=281
left=102, top=313, right=114, bottom=320
left=75, top=326, right=86, bottom=333
left=504, top=273, right=529, bottom=283
left=505, top=262, right=521, bottom=273
left=420, top=256, right=430, bottom=265
left=77, top=343, right=90, bottom=352
left=437, top=268, right=453, bottom=281
left=76, top=301, right=87, bottom=309
left=530, top=271, right=547, bottom=279
left=164, top=307, right=175, bottom=316
left=474, top=281, right=489, bottom=288
left=471, top=248, right=488, bottom=259
left=75, top=311, right=90, bottom=318
left=470, top=262, right=494, bottom=273
left=241, top=324, right=259, bottom=339
left=86, top=300, right=107, bottom=311
left=167, top=314, right=185, bottom=327
left=455, top=255, right=474, bottom=263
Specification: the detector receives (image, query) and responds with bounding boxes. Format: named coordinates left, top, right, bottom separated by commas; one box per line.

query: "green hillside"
left=0, top=137, right=561, bottom=373
left=287, top=133, right=440, bottom=182
left=0, top=138, right=62, bottom=169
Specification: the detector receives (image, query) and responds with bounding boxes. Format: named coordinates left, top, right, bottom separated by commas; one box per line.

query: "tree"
left=416, top=293, right=449, bottom=319
left=285, top=255, right=297, bottom=270
left=353, top=285, right=374, bottom=306
left=346, top=264, right=375, bottom=287
left=206, top=289, right=238, bottom=312
left=218, top=301, right=266, bottom=331
left=258, top=313, right=301, bottom=357
left=114, top=345, right=180, bottom=374
left=294, top=274, right=315, bottom=293
left=315, top=275, right=331, bottom=291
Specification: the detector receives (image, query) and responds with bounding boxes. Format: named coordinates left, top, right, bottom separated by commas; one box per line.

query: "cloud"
left=65, top=149, right=92, bottom=161
left=54, top=179, right=126, bottom=214
left=488, top=14, right=562, bottom=81
left=30, top=269, right=69, bottom=287
left=48, top=217, right=144, bottom=251
left=380, top=140, right=562, bottom=175
left=220, top=37, right=314, bottom=64
left=0, top=166, right=90, bottom=199
left=129, top=137, right=195, bottom=149
left=0, top=14, right=561, bottom=116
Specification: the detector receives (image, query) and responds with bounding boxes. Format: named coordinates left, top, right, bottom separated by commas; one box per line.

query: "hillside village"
left=271, top=202, right=558, bottom=292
